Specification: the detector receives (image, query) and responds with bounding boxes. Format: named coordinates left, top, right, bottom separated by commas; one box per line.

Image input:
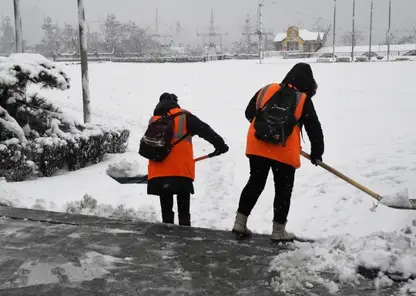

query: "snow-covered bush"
left=0, top=54, right=130, bottom=181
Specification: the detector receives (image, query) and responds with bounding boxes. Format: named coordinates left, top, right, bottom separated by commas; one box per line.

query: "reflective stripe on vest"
left=256, top=84, right=273, bottom=110
left=149, top=110, right=191, bottom=144
left=173, top=113, right=191, bottom=143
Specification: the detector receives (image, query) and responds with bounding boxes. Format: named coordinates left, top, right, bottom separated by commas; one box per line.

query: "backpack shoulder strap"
left=150, top=109, right=186, bottom=124
left=256, top=83, right=281, bottom=110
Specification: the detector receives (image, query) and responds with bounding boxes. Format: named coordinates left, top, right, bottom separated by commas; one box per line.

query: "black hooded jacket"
left=244, top=63, right=324, bottom=160
left=147, top=97, right=227, bottom=196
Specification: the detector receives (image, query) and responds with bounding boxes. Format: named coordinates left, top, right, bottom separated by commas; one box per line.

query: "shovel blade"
left=385, top=199, right=416, bottom=210
left=379, top=190, right=416, bottom=210
left=107, top=173, right=148, bottom=184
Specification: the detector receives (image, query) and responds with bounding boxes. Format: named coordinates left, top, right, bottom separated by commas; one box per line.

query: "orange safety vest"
left=147, top=108, right=195, bottom=180
left=246, top=83, right=307, bottom=168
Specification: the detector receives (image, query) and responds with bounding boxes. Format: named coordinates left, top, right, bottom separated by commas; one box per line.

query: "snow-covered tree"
left=0, top=54, right=129, bottom=181
left=312, top=17, right=331, bottom=46
left=124, top=21, right=148, bottom=54
left=0, top=17, right=15, bottom=53
left=101, top=14, right=129, bottom=53
left=61, top=24, right=79, bottom=52
left=87, top=31, right=104, bottom=52
left=341, top=30, right=364, bottom=46
left=381, top=31, right=415, bottom=45
left=40, top=17, right=62, bottom=55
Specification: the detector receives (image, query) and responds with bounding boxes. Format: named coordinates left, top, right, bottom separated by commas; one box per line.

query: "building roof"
left=274, top=29, right=324, bottom=42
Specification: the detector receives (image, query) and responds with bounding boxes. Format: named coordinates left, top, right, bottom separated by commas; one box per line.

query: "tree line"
left=0, top=14, right=163, bottom=56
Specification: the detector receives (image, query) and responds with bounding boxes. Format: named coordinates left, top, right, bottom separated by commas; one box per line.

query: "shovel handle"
left=195, top=154, right=211, bottom=162
left=301, top=151, right=383, bottom=201
left=194, top=151, right=219, bottom=162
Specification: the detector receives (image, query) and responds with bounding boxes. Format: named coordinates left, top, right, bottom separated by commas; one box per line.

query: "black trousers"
left=237, top=155, right=296, bottom=224
left=159, top=193, right=191, bottom=226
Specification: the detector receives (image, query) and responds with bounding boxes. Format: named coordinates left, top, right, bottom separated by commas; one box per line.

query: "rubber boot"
left=232, top=212, right=252, bottom=237
left=271, top=221, right=296, bottom=242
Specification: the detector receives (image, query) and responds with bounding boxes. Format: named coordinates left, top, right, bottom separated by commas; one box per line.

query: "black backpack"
left=254, top=85, right=301, bottom=146
left=139, top=111, right=189, bottom=161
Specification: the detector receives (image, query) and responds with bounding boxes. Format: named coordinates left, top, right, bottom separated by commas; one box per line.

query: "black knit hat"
left=159, top=92, right=178, bottom=102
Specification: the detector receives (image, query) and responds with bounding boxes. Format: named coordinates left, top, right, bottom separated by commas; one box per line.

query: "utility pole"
left=242, top=13, right=254, bottom=45
left=351, top=0, right=356, bottom=62
left=257, top=0, right=264, bottom=64
left=240, top=14, right=258, bottom=54
left=387, top=0, right=392, bottom=62
left=77, top=0, right=91, bottom=123
left=369, top=0, right=374, bottom=59
left=197, top=8, right=227, bottom=57
left=13, top=0, right=23, bottom=53
left=149, top=9, right=172, bottom=49
left=332, top=0, right=337, bottom=63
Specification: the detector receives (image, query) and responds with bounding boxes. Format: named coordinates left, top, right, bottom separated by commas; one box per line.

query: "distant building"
left=273, top=26, right=324, bottom=53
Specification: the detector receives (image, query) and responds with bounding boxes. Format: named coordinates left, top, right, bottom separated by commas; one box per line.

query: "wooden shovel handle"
left=301, top=151, right=383, bottom=201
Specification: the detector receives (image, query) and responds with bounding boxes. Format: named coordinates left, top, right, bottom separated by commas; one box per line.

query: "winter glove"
left=310, top=152, right=322, bottom=166
left=209, top=144, right=229, bottom=157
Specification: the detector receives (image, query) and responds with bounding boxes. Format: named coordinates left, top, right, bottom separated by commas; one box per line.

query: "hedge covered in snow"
left=0, top=54, right=130, bottom=181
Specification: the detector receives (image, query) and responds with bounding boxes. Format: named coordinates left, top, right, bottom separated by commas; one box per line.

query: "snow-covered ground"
left=1, top=57, right=416, bottom=294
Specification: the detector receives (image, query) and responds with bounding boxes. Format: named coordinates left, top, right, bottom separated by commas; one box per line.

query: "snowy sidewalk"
left=0, top=206, right=405, bottom=295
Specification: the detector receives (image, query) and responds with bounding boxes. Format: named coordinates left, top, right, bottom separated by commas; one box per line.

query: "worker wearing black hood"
left=146, top=92, right=229, bottom=227
left=232, top=63, right=324, bottom=241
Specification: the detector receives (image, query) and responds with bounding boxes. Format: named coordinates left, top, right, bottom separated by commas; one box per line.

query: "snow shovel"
left=107, top=153, right=214, bottom=185
left=301, top=151, right=416, bottom=211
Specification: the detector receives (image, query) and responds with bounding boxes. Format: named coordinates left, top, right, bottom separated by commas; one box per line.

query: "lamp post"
left=332, top=0, right=337, bottom=62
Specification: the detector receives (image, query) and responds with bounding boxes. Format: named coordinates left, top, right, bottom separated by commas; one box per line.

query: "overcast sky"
left=0, top=0, right=415, bottom=48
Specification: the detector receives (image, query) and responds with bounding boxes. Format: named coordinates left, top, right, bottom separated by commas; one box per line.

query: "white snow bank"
left=8, top=53, right=51, bottom=65
left=269, top=231, right=416, bottom=294
left=106, top=159, right=143, bottom=178
left=65, top=194, right=158, bottom=222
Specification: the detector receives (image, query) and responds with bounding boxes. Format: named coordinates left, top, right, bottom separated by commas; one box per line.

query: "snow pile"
left=380, top=189, right=413, bottom=209
left=269, top=231, right=416, bottom=294
left=401, top=279, right=416, bottom=294
left=65, top=194, right=158, bottom=222
left=106, top=159, right=143, bottom=178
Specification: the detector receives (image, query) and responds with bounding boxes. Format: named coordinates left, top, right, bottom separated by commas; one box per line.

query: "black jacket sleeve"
left=245, top=90, right=260, bottom=122
left=301, top=97, right=325, bottom=158
left=186, top=112, right=227, bottom=150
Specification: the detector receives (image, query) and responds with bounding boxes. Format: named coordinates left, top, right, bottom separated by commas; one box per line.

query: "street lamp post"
left=369, top=0, right=374, bottom=59
left=387, top=0, right=392, bottom=62
left=257, top=0, right=264, bottom=64
left=332, top=0, right=337, bottom=63
left=351, top=0, right=356, bottom=62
